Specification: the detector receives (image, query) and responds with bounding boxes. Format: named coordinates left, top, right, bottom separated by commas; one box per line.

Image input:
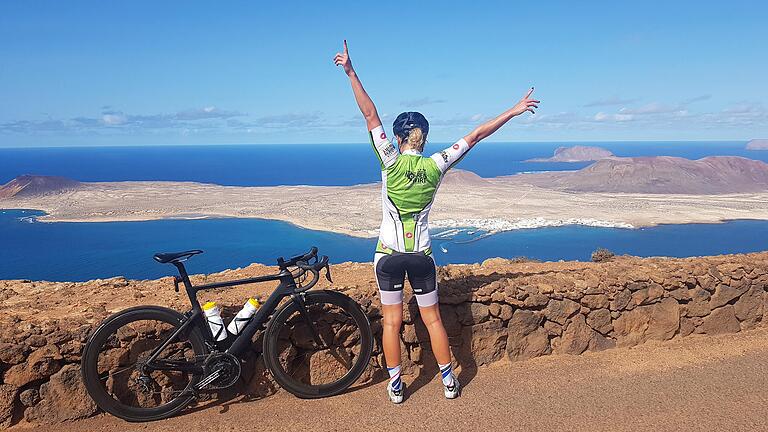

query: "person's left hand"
left=333, top=40, right=354, bottom=75
left=510, top=87, right=540, bottom=116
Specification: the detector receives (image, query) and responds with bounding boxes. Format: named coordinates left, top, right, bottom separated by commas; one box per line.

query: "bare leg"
left=418, top=303, right=452, bottom=365
left=381, top=303, right=404, bottom=367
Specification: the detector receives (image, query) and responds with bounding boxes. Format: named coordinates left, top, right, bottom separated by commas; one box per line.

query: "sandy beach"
left=3, top=170, right=768, bottom=237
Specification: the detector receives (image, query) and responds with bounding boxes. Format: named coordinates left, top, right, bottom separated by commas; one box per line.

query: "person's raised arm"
left=334, top=40, right=382, bottom=131
left=430, top=88, right=539, bottom=173
left=463, top=88, right=540, bottom=148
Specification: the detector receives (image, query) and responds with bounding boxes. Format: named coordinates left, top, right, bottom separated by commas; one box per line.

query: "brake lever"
left=324, top=263, right=333, bottom=283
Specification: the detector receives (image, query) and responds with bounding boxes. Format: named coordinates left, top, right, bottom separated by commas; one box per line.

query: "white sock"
left=438, top=362, right=455, bottom=387
left=387, top=365, right=402, bottom=392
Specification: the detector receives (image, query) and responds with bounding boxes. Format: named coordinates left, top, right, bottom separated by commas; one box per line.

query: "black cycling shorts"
left=374, top=252, right=438, bottom=307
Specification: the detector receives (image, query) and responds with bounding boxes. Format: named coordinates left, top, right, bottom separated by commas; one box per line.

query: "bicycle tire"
left=81, top=306, right=208, bottom=422
left=263, top=290, right=373, bottom=398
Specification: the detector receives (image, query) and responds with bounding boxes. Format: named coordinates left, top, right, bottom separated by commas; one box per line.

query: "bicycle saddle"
left=153, top=250, right=204, bottom=264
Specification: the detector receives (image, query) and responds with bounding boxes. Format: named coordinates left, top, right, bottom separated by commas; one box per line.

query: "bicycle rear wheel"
left=263, top=290, right=373, bottom=398
left=81, top=306, right=208, bottom=422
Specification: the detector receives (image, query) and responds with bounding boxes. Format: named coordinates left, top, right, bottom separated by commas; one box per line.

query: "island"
left=506, top=155, right=768, bottom=194
left=3, top=155, right=768, bottom=238
left=0, top=175, right=81, bottom=199
left=746, top=139, right=768, bottom=150
left=526, top=145, right=615, bottom=162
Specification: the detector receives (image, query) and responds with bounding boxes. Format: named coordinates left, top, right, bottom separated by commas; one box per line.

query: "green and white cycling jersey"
left=369, top=125, right=471, bottom=254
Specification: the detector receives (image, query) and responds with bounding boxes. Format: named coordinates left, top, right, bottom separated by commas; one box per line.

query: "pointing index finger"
left=343, top=39, right=348, bottom=54
left=525, top=87, right=535, bottom=99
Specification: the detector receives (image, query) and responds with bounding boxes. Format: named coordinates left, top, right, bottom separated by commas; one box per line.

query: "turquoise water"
left=2, top=210, right=767, bottom=282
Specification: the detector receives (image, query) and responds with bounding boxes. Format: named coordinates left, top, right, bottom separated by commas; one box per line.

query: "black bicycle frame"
left=144, top=260, right=306, bottom=369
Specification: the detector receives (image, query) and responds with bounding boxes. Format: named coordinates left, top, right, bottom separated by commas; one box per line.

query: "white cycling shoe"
left=387, top=381, right=404, bottom=404
left=444, top=376, right=461, bottom=399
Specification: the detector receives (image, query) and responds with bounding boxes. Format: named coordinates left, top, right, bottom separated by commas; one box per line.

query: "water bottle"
left=226, top=298, right=260, bottom=335
left=202, top=301, right=228, bottom=342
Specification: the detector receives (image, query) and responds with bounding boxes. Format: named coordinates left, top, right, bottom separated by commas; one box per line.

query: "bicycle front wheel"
left=263, top=290, right=373, bottom=398
left=81, top=306, right=208, bottom=422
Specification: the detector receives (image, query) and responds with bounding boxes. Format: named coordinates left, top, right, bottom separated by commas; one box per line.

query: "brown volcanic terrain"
left=438, top=168, right=488, bottom=186
left=526, top=145, right=615, bottom=162
left=0, top=252, right=767, bottom=429
left=747, top=139, right=768, bottom=150
left=0, top=176, right=81, bottom=199
left=4, top=162, right=768, bottom=233
left=508, top=156, right=768, bottom=194
left=21, top=329, right=768, bottom=432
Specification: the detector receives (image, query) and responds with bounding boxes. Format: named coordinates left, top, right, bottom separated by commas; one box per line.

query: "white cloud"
left=594, top=112, right=634, bottom=122
left=723, top=102, right=762, bottom=114
left=174, top=107, right=244, bottom=121
left=523, top=111, right=579, bottom=125
left=101, top=113, right=127, bottom=125
left=2, top=97, right=765, bottom=139
left=0, top=106, right=247, bottom=135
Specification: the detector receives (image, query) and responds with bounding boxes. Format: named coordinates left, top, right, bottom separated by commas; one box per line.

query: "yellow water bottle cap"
left=202, top=301, right=217, bottom=311
left=248, top=298, right=260, bottom=308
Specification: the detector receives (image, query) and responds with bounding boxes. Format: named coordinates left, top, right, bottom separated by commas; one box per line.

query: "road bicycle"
left=81, top=246, right=373, bottom=422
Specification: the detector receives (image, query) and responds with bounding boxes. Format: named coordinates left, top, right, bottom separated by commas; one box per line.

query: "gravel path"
left=14, top=328, right=768, bottom=432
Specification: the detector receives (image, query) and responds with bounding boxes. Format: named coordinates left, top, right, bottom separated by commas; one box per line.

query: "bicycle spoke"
left=99, top=363, right=137, bottom=381
left=276, top=302, right=364, bottom=387
left=94, top=317, right=201, bottom=410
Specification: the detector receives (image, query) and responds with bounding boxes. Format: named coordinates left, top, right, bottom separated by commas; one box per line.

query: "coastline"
left=0, top=177, right=768, bottom=238
left=3, top=172, right=768, bottom=238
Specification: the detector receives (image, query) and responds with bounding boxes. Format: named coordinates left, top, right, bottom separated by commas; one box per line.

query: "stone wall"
left=1, top=252, right=767, bottom=428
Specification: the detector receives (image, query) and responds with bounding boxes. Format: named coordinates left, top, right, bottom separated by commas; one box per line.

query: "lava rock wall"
left=1, top=252, right=766, bottom=428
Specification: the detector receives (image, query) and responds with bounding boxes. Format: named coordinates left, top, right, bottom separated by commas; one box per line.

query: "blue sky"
left=0, top=1, right=766, bottom=147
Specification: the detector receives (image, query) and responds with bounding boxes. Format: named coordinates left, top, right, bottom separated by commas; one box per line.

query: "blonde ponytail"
left=404, top=128, right=425, bottom=151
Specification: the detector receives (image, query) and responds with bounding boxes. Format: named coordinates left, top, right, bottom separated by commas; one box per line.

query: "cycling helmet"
left=393, top=111, right=429, bottom=139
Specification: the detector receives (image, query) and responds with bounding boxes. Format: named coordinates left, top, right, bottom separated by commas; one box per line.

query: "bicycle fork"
left=292, top=293, right=328, bottom=349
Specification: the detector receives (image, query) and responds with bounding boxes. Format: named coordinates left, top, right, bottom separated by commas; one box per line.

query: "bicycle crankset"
left=196, top=352, right=242, bottom=390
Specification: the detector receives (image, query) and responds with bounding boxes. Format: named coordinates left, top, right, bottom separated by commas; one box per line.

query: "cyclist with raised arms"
left=334, top=40, right=539, bottom=403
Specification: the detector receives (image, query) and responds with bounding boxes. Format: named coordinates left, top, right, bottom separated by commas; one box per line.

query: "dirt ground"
left=13, top=327, right=768, bottom=432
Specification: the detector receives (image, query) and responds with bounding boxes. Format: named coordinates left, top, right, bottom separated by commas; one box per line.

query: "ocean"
left=1, top=140, right=765, bottom=186
left=1, top=140, right=767, bottom=281
left=1, top=210, right=767, bottom=282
